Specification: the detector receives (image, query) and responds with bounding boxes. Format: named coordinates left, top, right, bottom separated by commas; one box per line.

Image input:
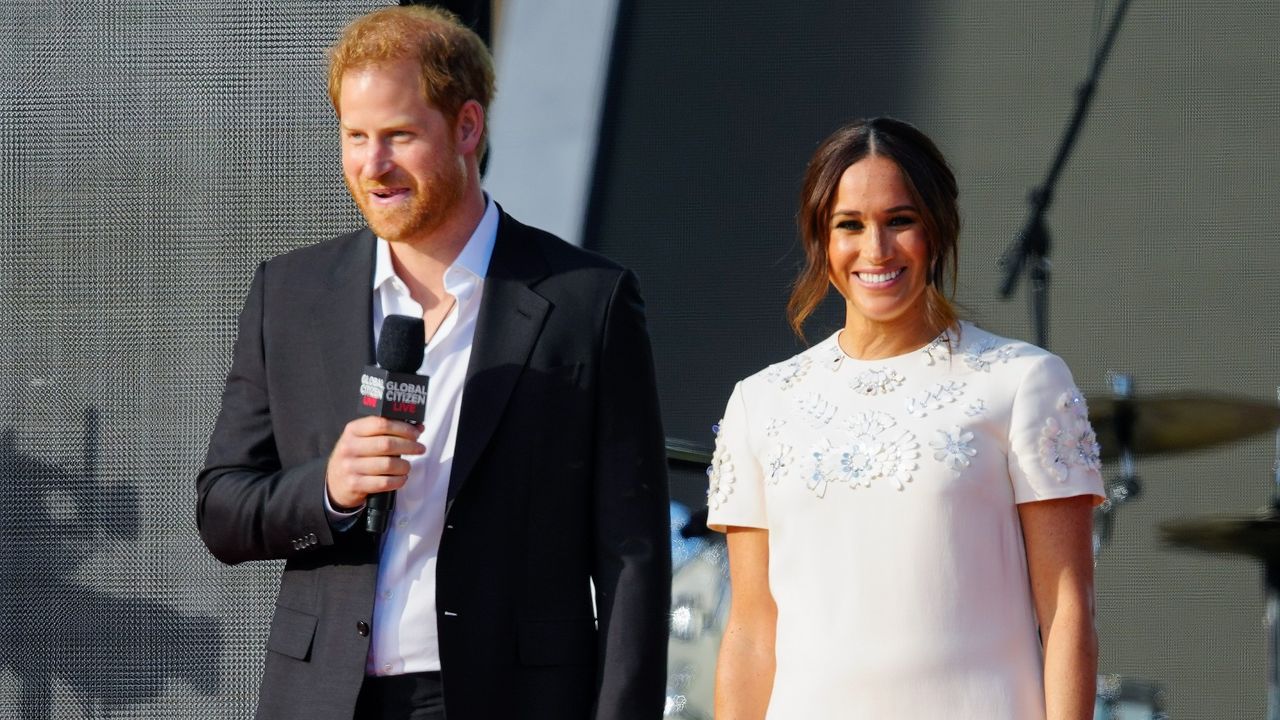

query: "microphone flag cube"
left=357, top=366, right=428, bottom=424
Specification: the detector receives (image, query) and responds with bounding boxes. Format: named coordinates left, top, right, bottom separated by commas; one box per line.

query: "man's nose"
left=362, top=141, right=393, bottom=179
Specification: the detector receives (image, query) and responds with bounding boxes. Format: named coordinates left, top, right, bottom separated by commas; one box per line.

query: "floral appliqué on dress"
left=797, top=392, right=838, bottom=427
left=706, top=447, right=736, bottom=510
left=1038, top=389, right=1102, bottom=482
left=876, top=432, right=921, bottom=490
left=905, top=381, right=967, bottom=418
left=805, top=412, right=919, bottom=495
left=930, top=425, right=978, bottom=476
left=766, top=356, right=812, bottom=390
left=765, top=443, right=793, bottom=485
left=850, top=367, right=905, bottom=396
left=843, top=410, right=896, bottom=439
left=920, top=333, right=953, bottom=366
left=706, top=419, right=736, bottom=509
left=806, top=439, right=839, bottom=498
left=963, top=339, right=1016, bottom=372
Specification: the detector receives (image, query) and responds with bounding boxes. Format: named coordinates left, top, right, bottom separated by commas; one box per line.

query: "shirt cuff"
left=324, top=488, right=364, bottom=531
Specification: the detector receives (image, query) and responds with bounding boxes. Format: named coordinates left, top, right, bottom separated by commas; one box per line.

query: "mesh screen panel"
left=589, top=1, right=1280, bottom=718
left=1, top=1, right=389, bottom=716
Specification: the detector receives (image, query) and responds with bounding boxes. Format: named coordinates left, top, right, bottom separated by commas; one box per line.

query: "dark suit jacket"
left=197, top=210, right=671, bottom=719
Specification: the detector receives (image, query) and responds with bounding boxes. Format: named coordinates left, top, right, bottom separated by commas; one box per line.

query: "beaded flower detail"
left=803, top=413, right=919, bottom=495
left=765, top=443, right=793, bottom=485
left=706, top=444, right=737, bottom=510
left=764, top=418, right=787, bottom=437
left=806, top=439, right=840, bottom=498
left=963, top=339, right=1016, bottom=373
left=877, top=432, right=921, bottom=490
left=849, top=367, right=905, bottom=396
left=920, top=333, right=953, bottom=366
left=797, top=392, right=838, bottom=427
left=1038, top=388, right=1102, bottom=482
left=821, top=341, right=846, bottom=371
left=905, top=381, right=967, bottom=418
left=930, top=425, right=978, bottom=476
left=766, top=356, right=812, bottom=390
left=833, top=439, right=881, bottom=489
left=964, top=400, right=987, bottom=417
left=843, top=410, right=897, bottom=439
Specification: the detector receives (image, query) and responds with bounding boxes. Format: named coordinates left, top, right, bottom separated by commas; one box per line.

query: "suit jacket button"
left=357, top=621, right=370, bottom=637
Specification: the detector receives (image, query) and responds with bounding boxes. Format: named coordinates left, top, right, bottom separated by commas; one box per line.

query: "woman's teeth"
left=858, top=268, right=904, bottom=283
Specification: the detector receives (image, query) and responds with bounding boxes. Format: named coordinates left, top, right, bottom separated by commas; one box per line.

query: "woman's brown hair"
left=787, top=117, right=960, bottom=339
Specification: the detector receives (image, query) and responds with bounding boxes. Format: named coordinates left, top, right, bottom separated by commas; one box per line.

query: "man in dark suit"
left=196, top=7, right=670, bottom=719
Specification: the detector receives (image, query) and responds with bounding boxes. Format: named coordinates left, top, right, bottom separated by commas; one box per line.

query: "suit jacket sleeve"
left=196, top=262, right=336, bottom=565
left=590, top=269, right=671, bottom=718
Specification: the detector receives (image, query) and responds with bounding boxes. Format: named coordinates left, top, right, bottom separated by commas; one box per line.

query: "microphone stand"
left=998, top=0, right=1133, bottom=350
left=1269, top=387, right=1280, bottom=720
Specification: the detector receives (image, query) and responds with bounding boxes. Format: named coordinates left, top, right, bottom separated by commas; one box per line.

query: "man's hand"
left=326, top=416, right=425, bottom=511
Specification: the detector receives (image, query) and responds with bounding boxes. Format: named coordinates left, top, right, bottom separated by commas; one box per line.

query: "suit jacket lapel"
left=314, top=229, right=377, bottom=442
left=448, top=212, right=550, bottom=508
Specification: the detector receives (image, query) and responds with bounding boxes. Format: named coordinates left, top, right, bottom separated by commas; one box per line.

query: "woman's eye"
left=888, top=215, right=915, bottom=227
left=836, top=220, right=863, bottom=231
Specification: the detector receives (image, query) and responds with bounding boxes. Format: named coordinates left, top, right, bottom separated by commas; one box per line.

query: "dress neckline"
left=824, top=322, right=964, bottom=370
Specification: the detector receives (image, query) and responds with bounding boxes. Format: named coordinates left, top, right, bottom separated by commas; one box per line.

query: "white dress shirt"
left=346, top=198, right=498, bottom=676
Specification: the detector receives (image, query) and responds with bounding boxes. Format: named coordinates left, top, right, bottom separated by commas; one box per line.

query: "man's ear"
left=454, top=100, right=484, bottom=155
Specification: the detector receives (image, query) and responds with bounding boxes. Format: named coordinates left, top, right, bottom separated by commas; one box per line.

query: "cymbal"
left=1160, top=513, right=1280, bottom=560
left=1087, top=394, right=1280, bottom=460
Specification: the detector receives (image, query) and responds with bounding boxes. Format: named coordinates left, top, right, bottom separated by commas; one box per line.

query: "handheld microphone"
left=358, top=314, right=428, bottom=533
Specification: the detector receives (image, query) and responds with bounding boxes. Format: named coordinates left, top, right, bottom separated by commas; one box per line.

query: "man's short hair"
left=328, top=5, right=496, bottom=156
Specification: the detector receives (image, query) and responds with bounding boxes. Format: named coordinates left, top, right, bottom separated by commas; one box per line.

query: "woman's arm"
left=715, top=526, right=777, bottom=720
left=1018, top=495, right=1099, bottom=720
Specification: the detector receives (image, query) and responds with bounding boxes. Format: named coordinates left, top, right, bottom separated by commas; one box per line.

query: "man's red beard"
left=345, top=156, right=465, bottom=244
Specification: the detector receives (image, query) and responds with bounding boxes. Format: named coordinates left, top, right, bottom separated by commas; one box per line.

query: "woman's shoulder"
left=736, top=331, right=844, bottom=397
left=950, top=321, right=1059, bottom=371
left=947, top=322, right=1085, bottom=406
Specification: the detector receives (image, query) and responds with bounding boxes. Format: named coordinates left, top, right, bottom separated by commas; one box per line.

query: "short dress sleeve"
left=1006, top=353, right=1106, bottom=505
left=706, top=381, right=768, bottom=531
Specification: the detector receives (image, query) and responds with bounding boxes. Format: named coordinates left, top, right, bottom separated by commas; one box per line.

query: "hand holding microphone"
left=324, top=315, right=429, bottom=533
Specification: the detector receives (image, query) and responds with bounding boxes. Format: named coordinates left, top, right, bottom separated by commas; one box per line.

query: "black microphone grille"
left=377, top=314, right=426, bottom=373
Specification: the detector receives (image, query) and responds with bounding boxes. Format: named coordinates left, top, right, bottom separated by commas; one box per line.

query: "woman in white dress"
left=709, top=117, right=1104, bottom=719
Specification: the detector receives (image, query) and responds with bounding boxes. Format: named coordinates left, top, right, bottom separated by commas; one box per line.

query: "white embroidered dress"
left=707, top=322, right=1103, bottom=719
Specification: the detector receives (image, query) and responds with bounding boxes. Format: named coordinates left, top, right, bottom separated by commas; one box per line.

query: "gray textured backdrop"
left=1, top=2, right=385, bottom=717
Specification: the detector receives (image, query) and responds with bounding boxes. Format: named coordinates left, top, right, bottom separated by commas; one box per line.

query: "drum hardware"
left=1095, top=674, right=1169, bottom=720
left=664, top=442, right=728, bottom=720
left=666, top=438, right=715, bottom=538
left=1092, top=375, right=1171, bottom=719
left=670, top=593, right=713, bottom=643
left=664, top=661, right=710, bottom=720
left=1091, top=375, right=1280, bottom=559
left=1094, top=373, right=1141, bottom=558
left=1156, top=388, right=1280, bottom=720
